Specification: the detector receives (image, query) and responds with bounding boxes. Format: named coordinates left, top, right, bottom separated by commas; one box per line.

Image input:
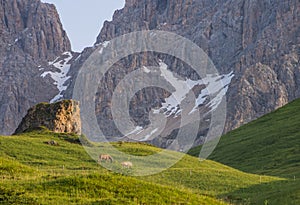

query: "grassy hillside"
left=0, top=129, right=281, bottom=204
left=0, top=130, right=223, bottom=204
left=189, top=99, right=300, bottom=204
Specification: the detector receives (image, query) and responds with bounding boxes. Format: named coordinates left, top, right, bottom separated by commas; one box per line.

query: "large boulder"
left=14, top=100, right=81, bottom=135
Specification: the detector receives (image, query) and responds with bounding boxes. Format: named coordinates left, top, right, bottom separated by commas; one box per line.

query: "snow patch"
left=152, top=61, right=234, bottom=117
left=48, top=56, right=60, bottom=65
left=189, top=71, right=234, bottom=114
left=41, top=52, right=73, bottom=103
left=98, top=41, right=111, bottom=54
left=38, top=65, right=45, bottom=71
left=126, top=126, right=144, bottom=136
left=153, top=61, right=196, bottom=117
left=142, top=128, right=158, bottom=141
left=75, top=54, right=81, bottom=61
left=143, top=66, right=151, bottom=73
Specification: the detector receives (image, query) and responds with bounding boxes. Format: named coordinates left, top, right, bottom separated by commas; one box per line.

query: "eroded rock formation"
left=14, top=100, right=81, bottom=135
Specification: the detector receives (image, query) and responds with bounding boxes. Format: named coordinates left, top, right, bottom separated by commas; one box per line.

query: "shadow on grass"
left=221, top=179, right=300, bottom=205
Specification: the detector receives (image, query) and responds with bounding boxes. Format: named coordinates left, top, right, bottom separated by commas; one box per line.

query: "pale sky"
left=41, top=0, right=125, bottom=52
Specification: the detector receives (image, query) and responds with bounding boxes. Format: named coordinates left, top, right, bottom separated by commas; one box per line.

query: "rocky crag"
left=0, top=0, right=77, bottom=135
left=14, top=100, right=81, bottom=135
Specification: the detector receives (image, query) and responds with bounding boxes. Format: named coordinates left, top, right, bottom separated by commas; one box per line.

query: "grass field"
left=1, top=129, right=226, bottom=204
left=189, top=99, right=300, bottom=204
left=0, top=128, right=281, bottom=204
left=0, top=100, right=299, bottom=204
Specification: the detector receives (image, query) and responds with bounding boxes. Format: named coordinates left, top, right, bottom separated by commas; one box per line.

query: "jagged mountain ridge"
left=0, top=0, right=299, bottom=148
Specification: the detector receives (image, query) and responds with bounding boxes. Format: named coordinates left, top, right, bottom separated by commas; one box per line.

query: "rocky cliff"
left=1, top=0, right=299, bottom=148
left=0, top=0, right=74, bottom=135
left=14, top=100, right=81, bottom=135
left=65, top=0, right=299, bottom=147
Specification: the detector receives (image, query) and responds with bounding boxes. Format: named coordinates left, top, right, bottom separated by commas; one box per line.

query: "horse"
left=98, top=154, right=113, bottom=163
left=46, top=140, right=59, bottom=146
left=121, top=161, right=133, bottom=168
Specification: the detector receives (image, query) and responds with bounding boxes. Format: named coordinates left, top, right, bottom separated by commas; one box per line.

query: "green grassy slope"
left=0, top=129, right=280, bottom=204
left=189, top=99, right=300, bottom=204
left=0, top=130, right=224, bottom=204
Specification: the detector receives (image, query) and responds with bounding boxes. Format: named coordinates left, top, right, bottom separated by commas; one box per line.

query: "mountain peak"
left=0, top=0, right=71, bottom=60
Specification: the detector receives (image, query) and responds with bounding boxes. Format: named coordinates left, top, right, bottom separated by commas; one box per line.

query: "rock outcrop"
left=0, top=0, right=72, bottom=135
left=14, top=100, right=81, bottom=135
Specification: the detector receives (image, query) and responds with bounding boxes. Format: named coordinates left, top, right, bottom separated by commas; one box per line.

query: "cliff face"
left=1, top=0, right=299, bottom=148
left=0, top=0, right=72, bottom=135
left=0, top=0, right=70, bottom=61
left=65, top=0, right=299, bottom=147
left=96, top=0, right=299, bottom=131
left=14, top=100, right=81, bottom=135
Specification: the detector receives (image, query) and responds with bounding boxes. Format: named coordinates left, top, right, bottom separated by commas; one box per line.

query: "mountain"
left=0, top=0, right=75, bottom=135
left=0, top=0, right=299, bottom=148
left=64, top=0, right=300, bottom=147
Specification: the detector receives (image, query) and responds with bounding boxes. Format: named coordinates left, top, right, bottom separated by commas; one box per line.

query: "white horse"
left=121, top=161, right=133, bottom=168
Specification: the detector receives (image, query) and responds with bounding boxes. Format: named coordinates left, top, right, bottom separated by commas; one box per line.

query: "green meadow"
left=189, top=99, right=300, bottom=204
left=1, top=99, right=299, bottom=204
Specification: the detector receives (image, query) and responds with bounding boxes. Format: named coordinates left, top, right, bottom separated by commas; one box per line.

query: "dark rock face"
left=65, top=0, right=300, bottom=147
left=0, top=0, right=72, bottom=135
left=14, top=100, right=81, bottom=135
left=98, top=0, right=299, bottom=130
left=1, top=0, right=299, bottom=148
left=0, top=0, right=70, bottom=61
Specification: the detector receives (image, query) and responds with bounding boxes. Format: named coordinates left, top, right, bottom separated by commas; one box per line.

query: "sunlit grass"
left=1, top=97, right=299, bottom=205
left=0, top=130, right=227, bottom=204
